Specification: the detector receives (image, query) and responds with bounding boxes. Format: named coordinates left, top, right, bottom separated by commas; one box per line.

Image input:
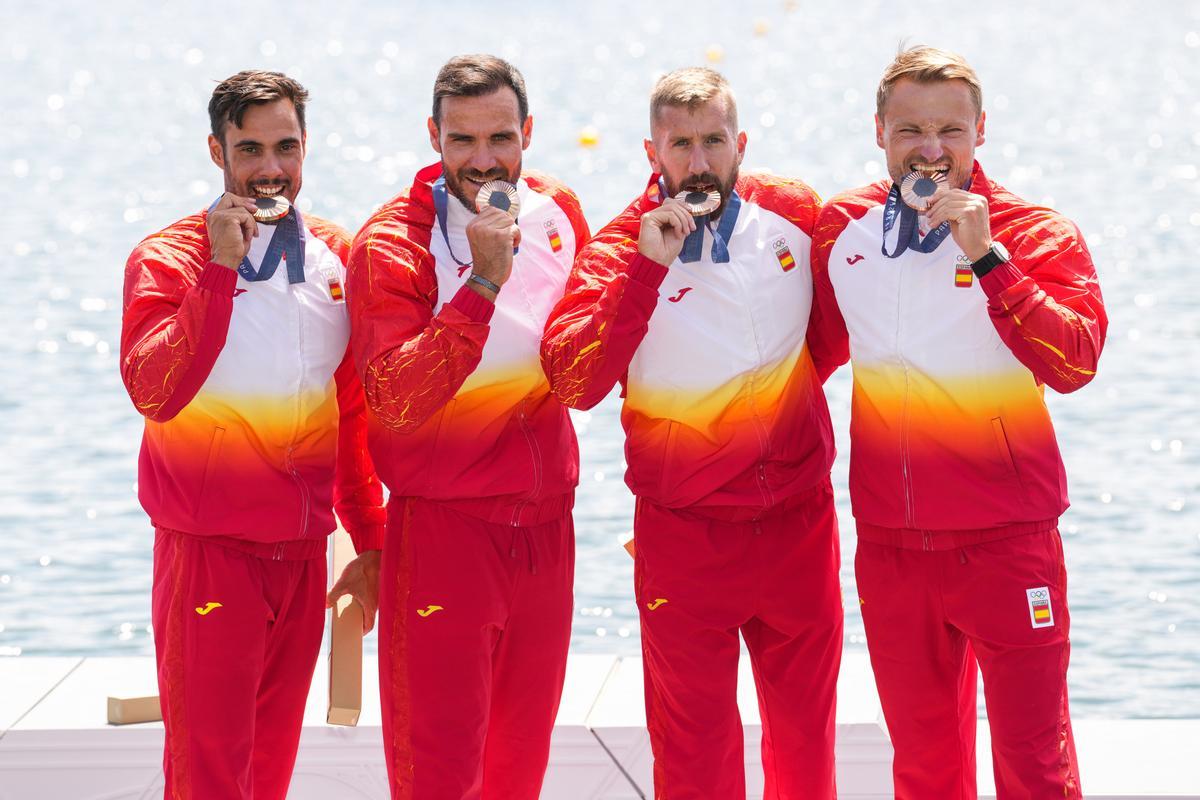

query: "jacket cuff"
left=448, top=283, right=496, bottom=323
left=979, top=261, right=1023, bottom=298
left=198, top=262, right=239, bottom=296
left=349, top=524, right=385, bottom=554
left=627, top=253, right=669, bottom=289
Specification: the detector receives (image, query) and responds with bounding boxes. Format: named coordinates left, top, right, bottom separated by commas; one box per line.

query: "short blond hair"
left=650, top=67, right=738, bottom=130
left=876, top=46, right=983, bottom=119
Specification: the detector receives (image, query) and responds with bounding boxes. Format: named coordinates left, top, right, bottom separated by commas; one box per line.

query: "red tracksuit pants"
left=634, top=479, right=843, bottom=800
left=855, top=527, right=1081, bottom=799
left=151, top=527, right=326, bottom=800
left=376, top=497, right=575, bottom=800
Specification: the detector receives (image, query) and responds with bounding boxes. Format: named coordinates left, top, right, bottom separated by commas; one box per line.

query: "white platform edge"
left=0, top=654, right=1196, bottom=799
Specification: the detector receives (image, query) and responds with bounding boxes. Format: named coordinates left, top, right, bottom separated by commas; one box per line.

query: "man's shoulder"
left=128, top=212, right=209, bottom=268
left=522, top=169, right=578, bottom=199
left=821, top=181, right=890, bottom=219
left=986, top=179, right=1081, bottom=243
left=737, top=171, right=822, bottom=210
left=304, top=213, right=352, bottom=262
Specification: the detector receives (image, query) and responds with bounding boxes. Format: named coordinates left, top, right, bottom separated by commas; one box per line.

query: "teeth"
left=253, top=186, right=283, bottom=197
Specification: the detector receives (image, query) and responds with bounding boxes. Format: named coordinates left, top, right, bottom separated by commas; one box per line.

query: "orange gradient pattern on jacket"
left=144, top=390, right=340, bottom=473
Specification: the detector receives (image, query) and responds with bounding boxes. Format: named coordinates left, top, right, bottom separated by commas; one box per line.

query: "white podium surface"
left=1, top=654, right=1197, bottom=799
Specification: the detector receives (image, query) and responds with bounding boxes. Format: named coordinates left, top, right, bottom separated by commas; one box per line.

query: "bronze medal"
left=899, top=170, right=947, bottom=212
left=252, top=194, right=291, bottom=223
left=674, top=188, right=721, bottom=216
left=477, top=180, right=520, bottom=218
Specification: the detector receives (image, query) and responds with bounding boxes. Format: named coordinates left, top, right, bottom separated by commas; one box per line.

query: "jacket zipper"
left=896, top=254, right=916, bottom=528
left=728, top=248, right=773, bottom=515
left=288, top=278, right=310, bottom=539
left=511, top=400, right=542, bottom=527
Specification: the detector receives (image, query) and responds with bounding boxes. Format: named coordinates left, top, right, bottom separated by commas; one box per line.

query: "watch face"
left=993, top=241, right=1010, bottom=261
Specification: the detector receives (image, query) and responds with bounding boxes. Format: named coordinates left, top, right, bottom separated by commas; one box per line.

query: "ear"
left=643, top=138, right=661, bottom=173
left=521, top=114, right=533, bottom=151
left=427, top=117, right=442, bottom=154
left=874, top=114, right=885, bottom=149
left=735, top=130, right=747, bottom=165
left=208, top=134, right=225, bottom=169
left=975, top=110, right=986, bottom=148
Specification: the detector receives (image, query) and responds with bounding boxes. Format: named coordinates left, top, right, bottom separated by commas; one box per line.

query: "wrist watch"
left=970, top=241, right=1010, bottom=278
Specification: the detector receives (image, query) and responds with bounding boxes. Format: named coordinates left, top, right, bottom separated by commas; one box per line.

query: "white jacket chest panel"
left=430, top=180, right=575, bottom=390
left=829, top=205, right=1019, bottom=377
left=202, top=223, right=349, bottom=398
left=628, top=203, right=812, bottom=398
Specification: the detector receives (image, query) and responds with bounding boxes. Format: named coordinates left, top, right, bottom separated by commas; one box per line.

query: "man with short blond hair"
left=343, top=54, right=589, bottom=799
left=810, top=45, right=1106, bottom=798
left=544, top=66, right=842, bottom=798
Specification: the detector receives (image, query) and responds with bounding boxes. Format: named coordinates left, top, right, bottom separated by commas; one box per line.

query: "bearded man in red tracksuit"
left=121, top=71, right=385, bottom=799
left=543, top=67, right=843, bottom=799
left=810, top=46, right=1107, bottom=799
left=340, top=55, right=589, bottom=799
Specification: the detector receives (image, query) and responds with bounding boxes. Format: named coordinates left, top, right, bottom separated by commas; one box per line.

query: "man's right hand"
left=638, top=198, right=696, bottom=266
left=465, top=206, right=521, bottom=301
left=206, top=193, right=259, bottom=270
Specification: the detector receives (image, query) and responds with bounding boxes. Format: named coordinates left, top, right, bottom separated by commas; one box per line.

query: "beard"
left=443, top=161, right=522, bottom=212
left=663, top=167, right=739, bottom=218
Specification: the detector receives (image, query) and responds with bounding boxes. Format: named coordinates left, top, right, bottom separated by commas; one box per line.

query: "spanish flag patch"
left=773, top=237, right=796, bottom=272
left=544, top=220, right=563, bottom=253
left=1026, top=587, right=1054, bottom=629
left=955, top=255, right=973, bottom=288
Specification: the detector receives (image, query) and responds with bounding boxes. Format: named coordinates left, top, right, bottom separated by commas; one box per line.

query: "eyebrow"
left=231, top=137, right=302, bottom=148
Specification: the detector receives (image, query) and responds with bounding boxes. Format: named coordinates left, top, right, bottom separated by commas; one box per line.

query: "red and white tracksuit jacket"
left=543, top=173, right=843, bottom=799
left=812, top=161, right=1106, bottom=799
left=347, top=163, right=589, bottom=799
left=121, top=209, right=385, bottom=800
left=811, top=161, right=1106, bottom=538
left=542, top=173, right=837, bottom=516
left=121, top=211, right=385, bottom=550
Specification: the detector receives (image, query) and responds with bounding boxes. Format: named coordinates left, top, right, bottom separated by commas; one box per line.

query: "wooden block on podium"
left=327, top=527, right=363, bottom=726
left=106, top=695, right=161, bottom=725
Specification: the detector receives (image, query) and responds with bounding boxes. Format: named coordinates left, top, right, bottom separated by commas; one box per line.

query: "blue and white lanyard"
left=880, top=175, right=973, bottom=259
left=432, top=175, right=519, bottom=268
left=206, top=196, right=307, bottom=283
left=657, top=179, right=742, bottom=264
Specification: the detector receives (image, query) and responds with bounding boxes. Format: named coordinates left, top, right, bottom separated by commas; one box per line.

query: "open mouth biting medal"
left=476, top=180, right=521, bottom=218
left=674, top=188, right=721, bottom=216
left=898, top=170, right=947, bottom=212
left=252, top=194, right=291, bottom=223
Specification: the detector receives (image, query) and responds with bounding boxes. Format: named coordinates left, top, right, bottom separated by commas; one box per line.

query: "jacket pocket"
left=990, top=417, right=1024, bottom=492
left=658, top=420, right=680, bottom=495
left=191, top=426, right=226, bottom=516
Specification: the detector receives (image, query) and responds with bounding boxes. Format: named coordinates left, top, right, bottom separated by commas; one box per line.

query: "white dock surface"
left=0, top=654, right=1196, bottom=799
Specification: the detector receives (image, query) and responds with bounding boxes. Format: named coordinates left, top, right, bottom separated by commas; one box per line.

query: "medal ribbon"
left=206, top=196, right=307, bottom=283
left=433, top=175, right=520, bottom=269
left=669, top=181, right=741, bottom=264
left=880, top=174, right=974, bottom=259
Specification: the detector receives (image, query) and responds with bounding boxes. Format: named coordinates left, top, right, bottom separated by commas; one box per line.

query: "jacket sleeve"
left=346, top=192, right=494, bottom=433
left=807, top=204, right=853, bottom=383
left=541, top=203, right=668, bottom=410
left=981, top=215, right=1107, bottom=393
left=331, top=349, right=387, bottom=552
left=120, top=230, right=238, bottom=422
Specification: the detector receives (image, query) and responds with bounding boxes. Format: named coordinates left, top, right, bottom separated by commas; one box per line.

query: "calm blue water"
left=1, top=1, right=1197, bottom=719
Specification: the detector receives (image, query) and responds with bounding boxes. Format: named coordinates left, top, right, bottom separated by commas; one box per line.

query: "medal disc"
left=899, top=170, right=947, bottom=211
left=477, top=180, right=520, bottom=218
left=675, top=189, right=721, bottom=216
left=252, top=194, right=291, bottom=223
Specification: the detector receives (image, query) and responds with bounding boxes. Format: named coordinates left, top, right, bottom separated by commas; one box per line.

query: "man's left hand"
left=326, top=550, right=382, bottom=634
left=926, top=189, right=992, bottom=262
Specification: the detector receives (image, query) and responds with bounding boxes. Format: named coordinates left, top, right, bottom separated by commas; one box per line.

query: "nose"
left=468, top=143, right=497, bottom=174
left=918, top=133, right=944, bottom=161
left=687, top=144, right=709, bottom=176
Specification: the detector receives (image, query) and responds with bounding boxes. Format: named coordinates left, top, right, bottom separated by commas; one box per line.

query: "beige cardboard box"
left=327, top=528, right=363, bottom=726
